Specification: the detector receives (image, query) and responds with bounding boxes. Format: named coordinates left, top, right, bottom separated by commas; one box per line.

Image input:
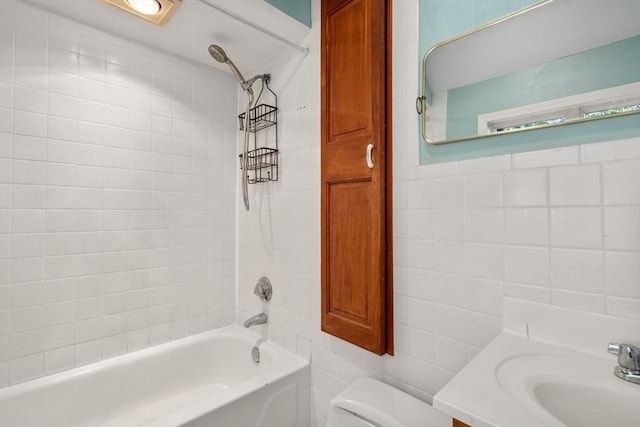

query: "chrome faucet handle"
left=254, top=277, right=272, bottom=302
left=608, top=343, right=640, bottom=372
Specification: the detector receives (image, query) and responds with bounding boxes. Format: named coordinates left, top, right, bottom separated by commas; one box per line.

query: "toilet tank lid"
left=330, top=378, right=450, bottom=427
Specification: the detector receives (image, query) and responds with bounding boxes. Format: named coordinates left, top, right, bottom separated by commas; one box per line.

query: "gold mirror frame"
left=417, top=0, right=640, bottom=145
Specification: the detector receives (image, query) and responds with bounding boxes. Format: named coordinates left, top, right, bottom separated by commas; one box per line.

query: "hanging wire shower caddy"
left=238, top=81, right=278, bottom=184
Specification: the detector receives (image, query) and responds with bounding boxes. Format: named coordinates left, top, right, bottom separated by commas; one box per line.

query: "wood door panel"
left=321, top=0, right=391, bottom=355
left=327, top=179, right=373, bottom=321
left=327, top=0, right=370, bottom=139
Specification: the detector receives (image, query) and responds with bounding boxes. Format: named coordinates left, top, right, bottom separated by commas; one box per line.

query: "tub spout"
left=243, top=312, right=267, bottom=328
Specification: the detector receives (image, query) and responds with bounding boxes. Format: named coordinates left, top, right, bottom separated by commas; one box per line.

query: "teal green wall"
left=418, top=0, right=640, bottom=164
left=446, top=35, right=640, bottom=140
left=265, top=0, right=311, bottom=27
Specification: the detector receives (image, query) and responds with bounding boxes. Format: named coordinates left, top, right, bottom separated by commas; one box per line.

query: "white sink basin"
left=534, top=382, right=639, bottom=427
left=434, top=299, right=640, bottom=427
left=496, top=353, right=640, bottom=427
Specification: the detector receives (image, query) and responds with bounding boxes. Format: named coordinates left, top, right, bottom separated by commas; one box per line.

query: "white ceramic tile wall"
left=236, top=1, right=640, bottom=426
left=0, top=0, right=237, bottom=387
left=1, top=0, right=638, bottom=424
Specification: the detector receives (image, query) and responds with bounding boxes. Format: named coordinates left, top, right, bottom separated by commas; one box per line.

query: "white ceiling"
left=23, top=0, right=311, bottom=75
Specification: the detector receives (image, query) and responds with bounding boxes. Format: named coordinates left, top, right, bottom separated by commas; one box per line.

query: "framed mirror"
left=417, top=0, right=640, bottom=145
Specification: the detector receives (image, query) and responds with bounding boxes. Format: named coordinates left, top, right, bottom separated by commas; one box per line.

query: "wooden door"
left=321, top=0, right=391, bottom=355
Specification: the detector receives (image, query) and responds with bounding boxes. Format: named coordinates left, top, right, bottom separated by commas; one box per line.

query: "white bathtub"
left=0, top=326, right=310, bottom=427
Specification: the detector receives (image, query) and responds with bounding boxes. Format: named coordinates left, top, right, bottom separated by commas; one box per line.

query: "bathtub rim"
left=0, top=324, right=309, bottom=406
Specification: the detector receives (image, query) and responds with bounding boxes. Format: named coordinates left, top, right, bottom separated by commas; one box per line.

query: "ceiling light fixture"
left=127, top=0, right=161, bottom=15
left=101, top=0, right=181, bottom=26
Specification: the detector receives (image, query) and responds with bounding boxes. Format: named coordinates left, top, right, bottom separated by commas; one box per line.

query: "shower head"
left=208, top=44, right=251, bottom=93
left=208, top=44, right=228, bottom=63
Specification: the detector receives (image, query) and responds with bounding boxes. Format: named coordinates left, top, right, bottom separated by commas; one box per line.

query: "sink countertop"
left=433, top=298, right=640, bottom=427
left=433, top=332, right=559, bottom=427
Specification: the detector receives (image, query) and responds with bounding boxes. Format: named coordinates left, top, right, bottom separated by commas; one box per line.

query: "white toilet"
left=327, top=378, right=452, bottom=427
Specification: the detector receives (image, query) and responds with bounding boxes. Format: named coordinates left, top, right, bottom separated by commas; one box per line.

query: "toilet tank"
left=326, top=378, right=451, bottom=427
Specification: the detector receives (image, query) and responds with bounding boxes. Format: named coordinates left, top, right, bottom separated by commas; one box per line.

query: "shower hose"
left=241, top=91, right=254, bottom=211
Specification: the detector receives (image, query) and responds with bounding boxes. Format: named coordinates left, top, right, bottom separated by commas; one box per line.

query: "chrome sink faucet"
left=608, top=343, right=640, bottom=385
left=243, top=312, right=267, bottom=328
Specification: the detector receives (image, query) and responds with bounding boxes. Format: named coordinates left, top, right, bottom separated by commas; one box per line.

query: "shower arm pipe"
left=194, top=0, right=309, bottom=57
